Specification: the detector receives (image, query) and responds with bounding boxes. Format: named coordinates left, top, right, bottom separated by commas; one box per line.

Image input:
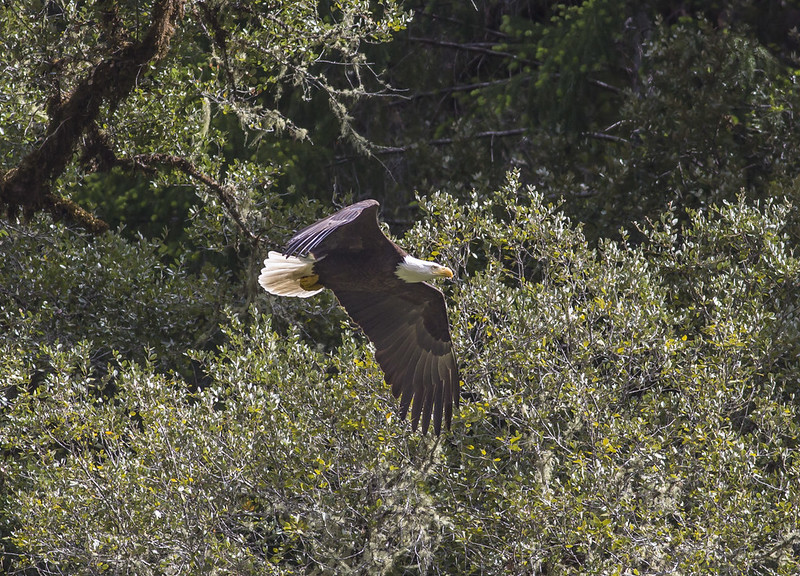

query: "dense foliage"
left=3, top=0, right=800, bottom=574
left=2, top=180, right=799, bottom=573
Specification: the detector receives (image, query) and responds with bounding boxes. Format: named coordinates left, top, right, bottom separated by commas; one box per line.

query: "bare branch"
left=430, top=129, right=528, bottom=146
left=389, top=79, right=517, bottom=104
left=408, top=36, right=532, bottom=63
left=583, top=131, right=630, bottom=145
left=331, top=129, right=528, bottom=165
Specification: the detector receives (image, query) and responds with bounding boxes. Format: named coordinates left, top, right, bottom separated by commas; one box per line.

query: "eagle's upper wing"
left=283, top=200, right=389, bottom=258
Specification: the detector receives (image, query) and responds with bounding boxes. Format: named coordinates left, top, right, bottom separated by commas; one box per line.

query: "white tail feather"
left=258, top=251, right=323, bottom=298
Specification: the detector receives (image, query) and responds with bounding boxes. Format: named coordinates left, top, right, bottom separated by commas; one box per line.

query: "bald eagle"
left=258, top=200, right=459, bottom=434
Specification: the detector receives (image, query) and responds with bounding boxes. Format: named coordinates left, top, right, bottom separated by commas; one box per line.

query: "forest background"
left=2, top=0, right=800, bottom=574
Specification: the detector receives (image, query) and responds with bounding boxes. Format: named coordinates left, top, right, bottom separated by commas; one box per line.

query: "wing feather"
left=397, top=360, right=415, bottom=420
left=441, top=362, right=454, bottom=431
left=409, top=351, right=429, bottom=430
left=417, top=353, right=435, bottom=434
left=432, top=363, right=445, bottom=435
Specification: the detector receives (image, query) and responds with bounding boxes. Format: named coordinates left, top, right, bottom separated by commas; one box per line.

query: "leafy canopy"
left=2, top=176, right=798, bottom=574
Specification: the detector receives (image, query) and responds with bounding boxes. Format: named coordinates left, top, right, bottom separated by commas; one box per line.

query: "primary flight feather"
left=258, top=200, right=459, bottom=434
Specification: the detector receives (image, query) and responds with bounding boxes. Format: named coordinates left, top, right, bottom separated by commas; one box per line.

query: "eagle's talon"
left=299, top=274, right=322, bottom=291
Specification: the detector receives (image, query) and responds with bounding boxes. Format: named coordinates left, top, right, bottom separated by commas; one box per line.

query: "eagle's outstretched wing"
left=332, top=283, right=459, bottom=435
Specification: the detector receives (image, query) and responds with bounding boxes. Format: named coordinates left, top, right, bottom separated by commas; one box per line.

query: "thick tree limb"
left=0, top=0, right=185, bottom=232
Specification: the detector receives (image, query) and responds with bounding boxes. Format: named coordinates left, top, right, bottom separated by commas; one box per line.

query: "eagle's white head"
left=395, top=255, right=454, bottom=283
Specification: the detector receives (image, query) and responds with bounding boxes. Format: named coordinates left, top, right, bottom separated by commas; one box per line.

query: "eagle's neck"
left=395, top=255, right=438, bottom=283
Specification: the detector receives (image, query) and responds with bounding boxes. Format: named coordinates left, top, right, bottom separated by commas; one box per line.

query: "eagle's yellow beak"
left=436, top=266, right=454, bottom=279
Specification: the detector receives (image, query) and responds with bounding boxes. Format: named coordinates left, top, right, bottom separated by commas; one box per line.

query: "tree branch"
left=0, top=0, right=185, bottom=232
left=331, top=129, right=528, bottom=165
left=408, top=36, right=531, bottom=63
left=429, top=129, right=528, bottom=147
left=389, top=79, right=516, bottom=104
left=582, top=131, right=630, bottom=145
left=131, top=153, right=260, bottom=245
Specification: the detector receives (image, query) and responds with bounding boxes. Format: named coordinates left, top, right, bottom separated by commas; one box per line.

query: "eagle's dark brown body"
left=260, top=200, right=459, bottom=434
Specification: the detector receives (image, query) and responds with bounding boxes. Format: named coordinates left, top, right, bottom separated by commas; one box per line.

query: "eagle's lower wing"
left=333, top=283, right=459, bottom=434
